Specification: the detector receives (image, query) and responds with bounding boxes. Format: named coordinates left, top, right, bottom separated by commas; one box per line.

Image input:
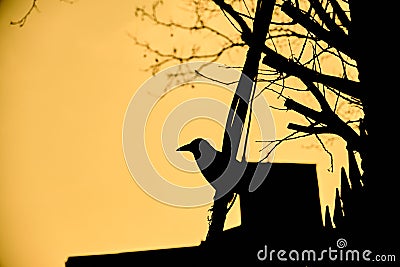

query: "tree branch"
left=10, top=0, right=76, bottom=27
left=258, top=130, right=308, bottom=162
left=328, top=0, right=350, bottom=28
left=287, top=123, right=332, bottom=134
left=308, top=0, right=346, bottom=35
left=284, top=98, right=326, bottom=124
left=281, top=1, right=353, bottom=58
left=212, top=0, right=252, bottom=38
left=135, top=5, right=236, bottom=44
left=131, top=35, right=245, bottom=74
left=261, top=46, right=362, bottom=99
left=302, top=79, right=331, bottom=111
left=10, top=0, right=38, bottom=27
left=284, top=98, right=361, bottom=151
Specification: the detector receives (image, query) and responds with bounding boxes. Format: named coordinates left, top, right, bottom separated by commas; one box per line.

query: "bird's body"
left=177, top=138, right=270, bottom=197
left=177, top=137, right=271, bottom=240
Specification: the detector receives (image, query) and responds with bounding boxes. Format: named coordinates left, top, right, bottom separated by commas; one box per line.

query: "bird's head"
left=176, top=138, right=216, bottom=162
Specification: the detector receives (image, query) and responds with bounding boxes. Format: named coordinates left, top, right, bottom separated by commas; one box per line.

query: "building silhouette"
left=66, top=162, right=328, bottom=267
left=66, top=156, right=400, bottom=266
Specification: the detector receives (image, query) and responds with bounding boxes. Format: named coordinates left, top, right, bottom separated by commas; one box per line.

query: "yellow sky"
left=0, top=1, right=350, bottom=267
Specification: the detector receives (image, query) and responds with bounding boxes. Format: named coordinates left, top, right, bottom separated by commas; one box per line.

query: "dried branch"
left=308, top=0, right=345, bottom=35
left=194, top=69, right=239, bottom=86
left=300, top=43, right=357, bottom=68
left=256, top=79, right=308, bottom=95
left=281, top=1, right=353, bottom=58
left=10, top=0, right=39, bottom=27
left=295, top=117, right=335, bottom=172
left=302, top=79, right=331, bottom=111
left=135, top=4, right=236, bottom=44
left=256, top=132, right=312, bottom=144
left=325, top=85, right=361, bottom=106
left=131, top=35, right=245, bottom=74
left=328, top=0, right=350, bottom=28
left=287, top=123, right=332, bottom=134
left=284, top=98, right=325, bottom=123
left=268, top=27, right=318, bottom=40
left=261, top=45, right=361, bottom=99
left=258, top=129, right=312, bottom=162
left=284, top=97, right=361, bottom=151
left=10, top=0, right=76, bottom=27
left=270, top=20, right=296, bottom=25
left=212, top=0, right=252, bottom=38
left=312, top=127, right=334, bottom=172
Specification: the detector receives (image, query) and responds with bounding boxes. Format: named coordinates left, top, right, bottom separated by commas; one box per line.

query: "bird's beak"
left=176, top=143, right=191, bottom=152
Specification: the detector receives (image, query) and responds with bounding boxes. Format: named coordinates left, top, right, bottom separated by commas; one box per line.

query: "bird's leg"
left=205, top=191, right=235, bottom=242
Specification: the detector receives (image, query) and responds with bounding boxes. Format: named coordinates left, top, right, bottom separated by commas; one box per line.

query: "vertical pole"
left=207, top=0, right=276, bottom=241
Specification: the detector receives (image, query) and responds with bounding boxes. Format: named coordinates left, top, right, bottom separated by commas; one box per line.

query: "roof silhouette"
left=66, top=162, right=324, bottom=267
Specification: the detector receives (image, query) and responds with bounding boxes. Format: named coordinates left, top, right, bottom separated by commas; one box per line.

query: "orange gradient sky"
left=0, top=1, right=354, bottom=267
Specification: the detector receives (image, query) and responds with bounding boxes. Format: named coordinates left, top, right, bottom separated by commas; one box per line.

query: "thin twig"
left=10, top=0, right=39, bottom=27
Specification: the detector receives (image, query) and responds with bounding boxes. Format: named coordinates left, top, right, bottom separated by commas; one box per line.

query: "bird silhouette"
left=176, top=137, right=271, bottom=197
left=177, top=137, right=271, bottom=240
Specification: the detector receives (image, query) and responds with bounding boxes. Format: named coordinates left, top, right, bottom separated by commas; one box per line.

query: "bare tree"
left=133, top=0, right=398, bottom=248
left=134, top=0, right=364, bottom=171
